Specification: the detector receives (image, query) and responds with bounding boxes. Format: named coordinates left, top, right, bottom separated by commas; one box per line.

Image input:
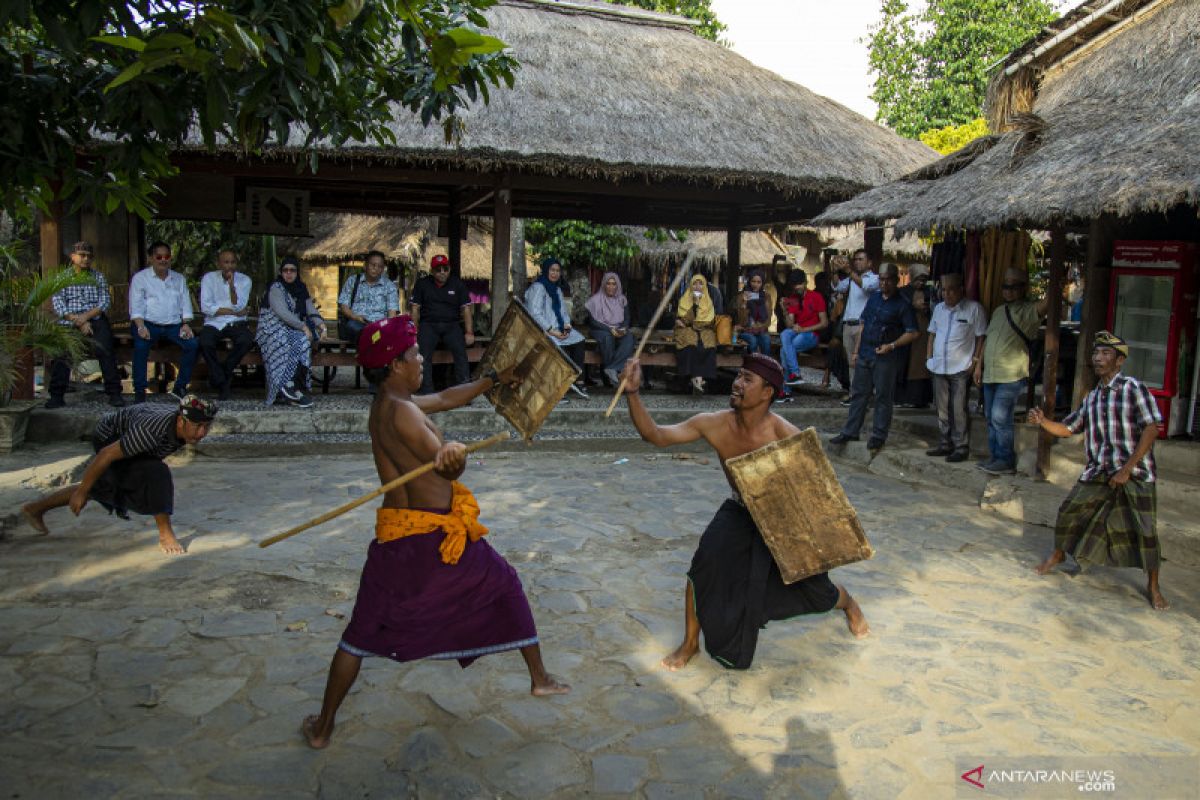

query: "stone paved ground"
left=2, top=450, right=1198, bottom=799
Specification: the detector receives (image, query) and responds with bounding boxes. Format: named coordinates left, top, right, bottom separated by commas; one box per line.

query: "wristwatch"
left=481, top=367, right=499, bottom=384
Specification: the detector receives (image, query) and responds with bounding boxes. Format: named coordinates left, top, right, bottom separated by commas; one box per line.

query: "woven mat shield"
left=476, top=300, right=580, bottom=441
left=726, top=428, right=874, bottom=583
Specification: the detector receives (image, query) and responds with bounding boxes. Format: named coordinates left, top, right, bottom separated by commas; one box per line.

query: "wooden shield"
left=725, top=428, right=874, bottom=584
left=476, top=300, right=580, bottom=441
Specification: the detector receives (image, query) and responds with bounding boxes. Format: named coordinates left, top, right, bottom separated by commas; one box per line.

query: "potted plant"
left=0, top=241, right=91, bottom=451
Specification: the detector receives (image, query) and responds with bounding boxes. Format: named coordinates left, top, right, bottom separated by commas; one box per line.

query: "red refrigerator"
left=1109, top=240, right=1198, bottom=437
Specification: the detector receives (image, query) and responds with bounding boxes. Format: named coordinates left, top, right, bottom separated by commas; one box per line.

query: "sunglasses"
left=153, top=254, right=172, bottom=261
left=281, top=267, right=298, bottom=273
left=1001, top=283, right=1025, bottom=290
left=432, top=266, right=450, bottom=272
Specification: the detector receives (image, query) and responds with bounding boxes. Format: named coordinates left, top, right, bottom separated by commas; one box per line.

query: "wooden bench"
left=111, top=326, right=758, bottom=394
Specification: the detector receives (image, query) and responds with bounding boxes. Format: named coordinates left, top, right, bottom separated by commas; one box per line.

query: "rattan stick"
left=258, top=431, right=511, bottom=548
left=605, top=251, right=696, bottom=417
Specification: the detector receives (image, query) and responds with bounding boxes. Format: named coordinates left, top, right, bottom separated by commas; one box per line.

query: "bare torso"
left=697, top=409, right=799, bottom=488
left=368, top=389, right=455, bottom=510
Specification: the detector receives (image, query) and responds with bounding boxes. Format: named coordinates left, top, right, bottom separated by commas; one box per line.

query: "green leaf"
left=328, top=0, right=366, bottom=30
left=91, top=34, right=145, bottom=52
left=145, top=33, right=196, bottom=51
left=104, top=61, right=145, bottom=92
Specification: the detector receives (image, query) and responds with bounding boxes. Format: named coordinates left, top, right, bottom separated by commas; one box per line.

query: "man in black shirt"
left=830, top=263, right=919, bottom=451
left=21, top=395, right=217, bottom=555
left=410, top=254, right=474, bottom=394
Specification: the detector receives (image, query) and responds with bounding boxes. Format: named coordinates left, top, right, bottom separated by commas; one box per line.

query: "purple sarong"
left=339, top=524, right=537, bottom=667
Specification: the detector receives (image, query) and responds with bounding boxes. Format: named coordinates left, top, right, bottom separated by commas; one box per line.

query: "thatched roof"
left=278, top=214, right=539, bottom=280
left=813, top=0, right=1199, bottom=233
left=623, top=228, right=786, bottom=269
left=823, top=225, right=930, bottom=262
left=185, top=0, right=933, bottom=209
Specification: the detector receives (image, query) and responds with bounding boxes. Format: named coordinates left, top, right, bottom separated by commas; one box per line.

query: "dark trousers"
left=199, top=322, right=254, bottom=391
left=49, top=315, right=122, bottom=399
left=418, top=320, right=469, bottom=393
left=591, top=327, right=635, bottom=373
left=132, top=322, right=198, bottom=395
left=840, top=355, right=899, bottom=443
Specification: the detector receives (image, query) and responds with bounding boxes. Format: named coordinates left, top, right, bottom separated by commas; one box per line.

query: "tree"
left=867, top=0, right=1057, bottom=138
left=607, top=0, right=725, bottom=42
left=1, top=1, right=518, bottom=220
left=919, top=117, right=990, bottom=155
left=525, top=221, right=639, bottom=274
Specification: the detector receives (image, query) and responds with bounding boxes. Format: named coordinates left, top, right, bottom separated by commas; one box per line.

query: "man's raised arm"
left=620, top=359, right=706, bottom=448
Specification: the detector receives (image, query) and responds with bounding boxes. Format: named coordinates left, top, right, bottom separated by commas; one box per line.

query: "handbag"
left=336, top=274, right=362, bottom=342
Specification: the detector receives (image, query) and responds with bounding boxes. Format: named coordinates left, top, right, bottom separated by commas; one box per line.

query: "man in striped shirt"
left=21, top=395, right=217, bottom=556
left=1028, top=331, right=1167, bottom=609
left=46, top=241, right=125, bottom=408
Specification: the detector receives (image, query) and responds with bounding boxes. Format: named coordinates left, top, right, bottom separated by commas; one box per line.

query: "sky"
left=709, top=0, right=886, bottom=121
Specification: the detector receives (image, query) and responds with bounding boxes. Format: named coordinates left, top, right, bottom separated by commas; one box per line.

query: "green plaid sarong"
left=1055, top=478, right=1160, bottom=571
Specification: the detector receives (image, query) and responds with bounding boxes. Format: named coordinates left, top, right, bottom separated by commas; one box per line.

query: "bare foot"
left=1034, top=550, right=1064, bottom=575
left=159, top=531, right=186, bottom=556
left=531, top=674, right=571, bottom=696
left=842, top=595, right=871, bottom=639
left=1149, top=587, right=1170, bottom=611
left=21, top=504, right=49, bottom=535
left=302, top=714, right=332, bottom=749
left=661, top=640, right=699, bottom=671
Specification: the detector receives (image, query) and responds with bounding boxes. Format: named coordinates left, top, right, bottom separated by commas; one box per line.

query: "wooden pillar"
left=510, top=217, right=527, bottom=302
left=447, top=212, right=463, bottom=282
left=726, top=220, right=741, bottom=306
left=864, top=224, right=884, bottom=267
left=1073, top=214, right=1118, bottom=406
left=1036, top=226, right=1067, bottom=478
left=39, top=205, right=65, bottom=276
left=491, top=188, right=512, bottom=334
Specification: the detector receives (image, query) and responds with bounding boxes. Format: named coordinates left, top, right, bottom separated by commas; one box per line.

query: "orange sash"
left=374, top=481, right=488, bottom=565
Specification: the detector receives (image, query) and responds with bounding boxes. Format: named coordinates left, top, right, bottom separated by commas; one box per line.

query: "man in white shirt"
left=199, top=249, right=254, bottom=400
left=128, top=241, right=198, bottom=403
left=835, top=250, right=880, bottom=368
left=925, top=273, right=988, bottom=462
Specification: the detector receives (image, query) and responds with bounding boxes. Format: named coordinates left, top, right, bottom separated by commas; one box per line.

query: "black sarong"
left=688, top=499, right=839, bottom=669
left=88, top=439, right=174, bottom=517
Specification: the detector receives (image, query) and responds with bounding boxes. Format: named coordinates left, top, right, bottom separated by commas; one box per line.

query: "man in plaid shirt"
left=46, top=241, right=125, bottom=408
left=1028, top=330, right=1167, bottom=610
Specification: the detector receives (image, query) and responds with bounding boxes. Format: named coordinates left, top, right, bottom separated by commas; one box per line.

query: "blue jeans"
left=737, top=331, right=771, bottom=355
left=983, top=379, right=1025, bottom=467
left=780, top=330, right=818, bottom=376
left=132, top=322, right=199, bottom=395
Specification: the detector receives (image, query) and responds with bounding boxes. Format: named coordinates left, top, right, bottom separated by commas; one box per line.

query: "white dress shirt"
left=129, top=267, right=193, bottom=325
left=200, top=270, right=253, bottom=330
left=835, top=271, right=880, bottom=321
left=926, top=298, right=988, bottom=375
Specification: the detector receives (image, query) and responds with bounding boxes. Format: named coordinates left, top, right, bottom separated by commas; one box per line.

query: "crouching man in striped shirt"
left=1028, top=331, right=1167, bottom=610
left=21, top=395, right=217, bottom=555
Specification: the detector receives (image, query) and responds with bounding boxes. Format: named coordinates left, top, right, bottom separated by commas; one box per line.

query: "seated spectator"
left=198, top=248, right=254, bottom=401
left=733, top=270, right=773, bottom=356
left=674, top=274, right=719, bottom=395
left=128, top=241, right=198, bottom=403
left=410, top=254, right=473, bottom=394
left=584, top=272, right=635, bottom=386
left=779, top=270, right=828, bottom=400
left=338, top=250, right=399, bottom=393
left=526, top=257, right=588, bottom=398
left=46, top=240, right=125, bottom=409
left=255, top=257, right=325, bottom=408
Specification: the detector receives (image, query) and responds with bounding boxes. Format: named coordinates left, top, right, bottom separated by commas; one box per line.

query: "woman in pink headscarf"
left=584, top=272, right=635, bottom=386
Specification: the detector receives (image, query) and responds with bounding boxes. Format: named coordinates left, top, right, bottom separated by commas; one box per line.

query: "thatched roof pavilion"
left=813, top=0, right=1199, bottom=233
left=278, top=214, right=539, bottom=280
left=58, top=0, right=935, bottom=333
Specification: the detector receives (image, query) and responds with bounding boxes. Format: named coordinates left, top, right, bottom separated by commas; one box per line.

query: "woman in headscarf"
left=525, top=256, right=589, bottom=398
left=584, top=272, right=635, bottom=387
left=256, top=256, right=326, bottom=408
left=674, top=273, right=719, bottom=394
left=732, top=270, right=774, bottom=356
left=896, top=263, right=933, bottom=408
